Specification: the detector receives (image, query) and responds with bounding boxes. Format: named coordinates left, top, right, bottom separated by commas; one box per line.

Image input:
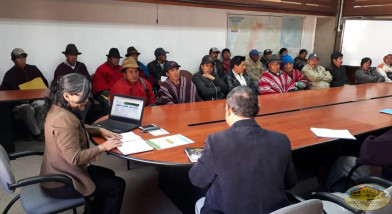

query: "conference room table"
left=92, top=83, right=392, bottom=166
left=90, top=83, right=392, bottom=213
left=0, top=89, right=49, bottom=153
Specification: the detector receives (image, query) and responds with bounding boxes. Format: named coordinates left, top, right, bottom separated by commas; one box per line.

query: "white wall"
left=342, top=20, right=392, bottom=67
left=0, top=0, right=316, bottom=84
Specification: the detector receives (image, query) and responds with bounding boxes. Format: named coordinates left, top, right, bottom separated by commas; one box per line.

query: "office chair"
left=0, top=145, right=87, bottom=214
left=180, top=70, right=193, bottom=81
left=270, top=199, right=323, bottom=214
left=328, top=130, right=392, bottom=192
left=310, top=176, right=392, bottom=214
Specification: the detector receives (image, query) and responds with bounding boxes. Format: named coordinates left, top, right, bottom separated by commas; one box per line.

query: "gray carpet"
left=0, top=139, right=182, bottom=214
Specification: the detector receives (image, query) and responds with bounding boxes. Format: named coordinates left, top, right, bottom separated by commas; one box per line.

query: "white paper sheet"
left=310, top=128, right=356, bottom=140
left=120, top=132, right=142, bottom=142
left=148, top=128, right=169, bottom=136
left=117, top=139, right=153, bottom=155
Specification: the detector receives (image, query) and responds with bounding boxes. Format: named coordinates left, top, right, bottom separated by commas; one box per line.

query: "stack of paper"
left=310, top=128, right=356, bottom=140
left=116, top=132, right=153, bottom=155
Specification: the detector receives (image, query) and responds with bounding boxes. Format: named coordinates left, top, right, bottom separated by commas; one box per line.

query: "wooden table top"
left=92, top=88, right=392, bottom=166
left=0, top=89, right=49, bottom=103
left=140, top=83, right=392, bottom=126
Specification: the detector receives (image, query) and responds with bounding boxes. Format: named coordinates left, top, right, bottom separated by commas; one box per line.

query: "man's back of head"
left=225, top=86, right=259, bottom=126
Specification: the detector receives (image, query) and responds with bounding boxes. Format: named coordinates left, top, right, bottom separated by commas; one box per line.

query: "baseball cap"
left=249, top=49, right=260, bottom=57
left=201, top=55, right=215, bottom=65
left=308, top=53, right=319, bottom=60
left=263, top=49, right=272, bottom=55
left=11, top=48, right=28, bottom=59
left=154, top=48, right=169, bottom=57
left=210, top=47, right=220, bottom=53
left=164, top=61, right=181, bottom=73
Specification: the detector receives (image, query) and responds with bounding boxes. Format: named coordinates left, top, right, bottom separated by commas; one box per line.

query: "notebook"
left=92, top=94, right=146, bottom=133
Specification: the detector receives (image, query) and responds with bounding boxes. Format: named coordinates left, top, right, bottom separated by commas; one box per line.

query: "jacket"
left=325, top=63, right=349, bottom=87
left=224, top=70, right=254, bottom=92
left=301, top=64, right=332, bottom=89
left=92, top=61, right=122, bottom=95
left=109, top=77, right=156, bottom=106
left=1, top=64, right=48, bottom=90
left=52, top=61, right=90, bottom=87
left=355, top=68, right=385, bottom=84
left=377, top=63, right=392, bottom=82
left=245, top=57, right=265, bottom=81
left=214, top=59, right=225, bottom=79
left=189, top=119, right=297, bottom=214
left=40, top=105, right=101, bottom=196
left=192, top=69, right=228, bottom=100
left=147, top=59, right=167, bottom=89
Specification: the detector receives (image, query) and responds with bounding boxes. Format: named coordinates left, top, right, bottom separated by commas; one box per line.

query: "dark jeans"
left=43, top=165, right=126, bottom=214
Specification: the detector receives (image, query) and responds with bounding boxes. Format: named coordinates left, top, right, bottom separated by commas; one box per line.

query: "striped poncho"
left=158, top=76, right=202, bottom=104
left=258, top=70, right=296, bottom=95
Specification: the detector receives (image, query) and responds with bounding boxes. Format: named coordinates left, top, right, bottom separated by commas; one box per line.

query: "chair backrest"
left=270, top=199, right=323, bottom=214
left=0, top=145, right=16, bottom=193
left=180, top=70, right=193, bottom=81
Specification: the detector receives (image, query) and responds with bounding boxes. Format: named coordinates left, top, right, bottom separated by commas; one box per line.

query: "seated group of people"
left=2, top=43, right=392, bottom=214
left=1, top=44, right=391, bottom=140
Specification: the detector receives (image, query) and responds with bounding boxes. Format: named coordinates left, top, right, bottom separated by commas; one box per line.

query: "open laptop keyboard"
left=93, top=119, right=138, bottom=133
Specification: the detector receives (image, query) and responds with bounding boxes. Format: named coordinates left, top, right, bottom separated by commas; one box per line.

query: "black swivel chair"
left=0, top=145, right=88, bottom=214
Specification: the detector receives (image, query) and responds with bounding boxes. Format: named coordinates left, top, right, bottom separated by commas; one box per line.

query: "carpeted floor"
left=0, top=139, right=182, bottom=214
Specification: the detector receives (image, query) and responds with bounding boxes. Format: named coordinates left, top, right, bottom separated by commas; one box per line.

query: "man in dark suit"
left=189, top=86, right=297, bottom=214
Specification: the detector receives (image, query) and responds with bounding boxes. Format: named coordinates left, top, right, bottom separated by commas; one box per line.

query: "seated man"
left=224, top=56, right=254, bottom=93
left=109, top=57, right=155, bottom=106
left=125, top=46, right=153, bottom=86
left=92, top=48, right=123, bottom=113
left=147, top=47, right=169, bottom=93
left=192, top=55, right=228, bottom=101
left=1, top=48, right=48, bottom=140
left=302, top=53, right=332, bottom=89
left=325, top=52, right=349, bottom=87
left=293, top=49, right=308, bottom=71
left=189, top=86, right=297, bottom=214
left=157, top=61, right=201, bottom=104
left=221, top=48, right=231, bottom=75
left=258, top=54, right=296, bottom=95
left=281, top=54, right=308, bottom=90
left=279, top=47, right=288, bottom=58
left=245, top=49, right=265, bottom=89
left=260, top=49, right=272, bottom=70
left=209, top=47, right=225, bottom=79
left=51, top=44, right=90, bottom=86
left=377, top=53, right=392, bottom=82
left=355, top=57, right=385, bottom=84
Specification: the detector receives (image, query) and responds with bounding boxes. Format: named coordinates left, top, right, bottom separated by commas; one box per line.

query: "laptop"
left=92, top=94, right=146, bottom=133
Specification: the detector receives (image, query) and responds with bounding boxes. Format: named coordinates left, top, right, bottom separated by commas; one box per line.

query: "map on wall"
left=227, top=15, right=303, bottom=56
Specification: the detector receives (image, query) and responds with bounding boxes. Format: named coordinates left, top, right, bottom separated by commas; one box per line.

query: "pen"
left=166, top=139, right=173, bottom=144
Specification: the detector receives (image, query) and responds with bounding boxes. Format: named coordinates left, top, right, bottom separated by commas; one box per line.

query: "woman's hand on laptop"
left=99, top=128, right=122, bottom=140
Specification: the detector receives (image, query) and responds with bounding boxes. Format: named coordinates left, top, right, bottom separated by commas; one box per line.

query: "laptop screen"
left=110, top=95, right=145, bottom=122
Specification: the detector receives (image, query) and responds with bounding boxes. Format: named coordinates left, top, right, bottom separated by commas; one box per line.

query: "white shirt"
left=64, top=60, right=76, bottom=70
left=232, top=70, right=247, bottom=86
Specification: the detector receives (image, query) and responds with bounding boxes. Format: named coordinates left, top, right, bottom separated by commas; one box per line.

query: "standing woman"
left=40, top=73, right=125, bottom=214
